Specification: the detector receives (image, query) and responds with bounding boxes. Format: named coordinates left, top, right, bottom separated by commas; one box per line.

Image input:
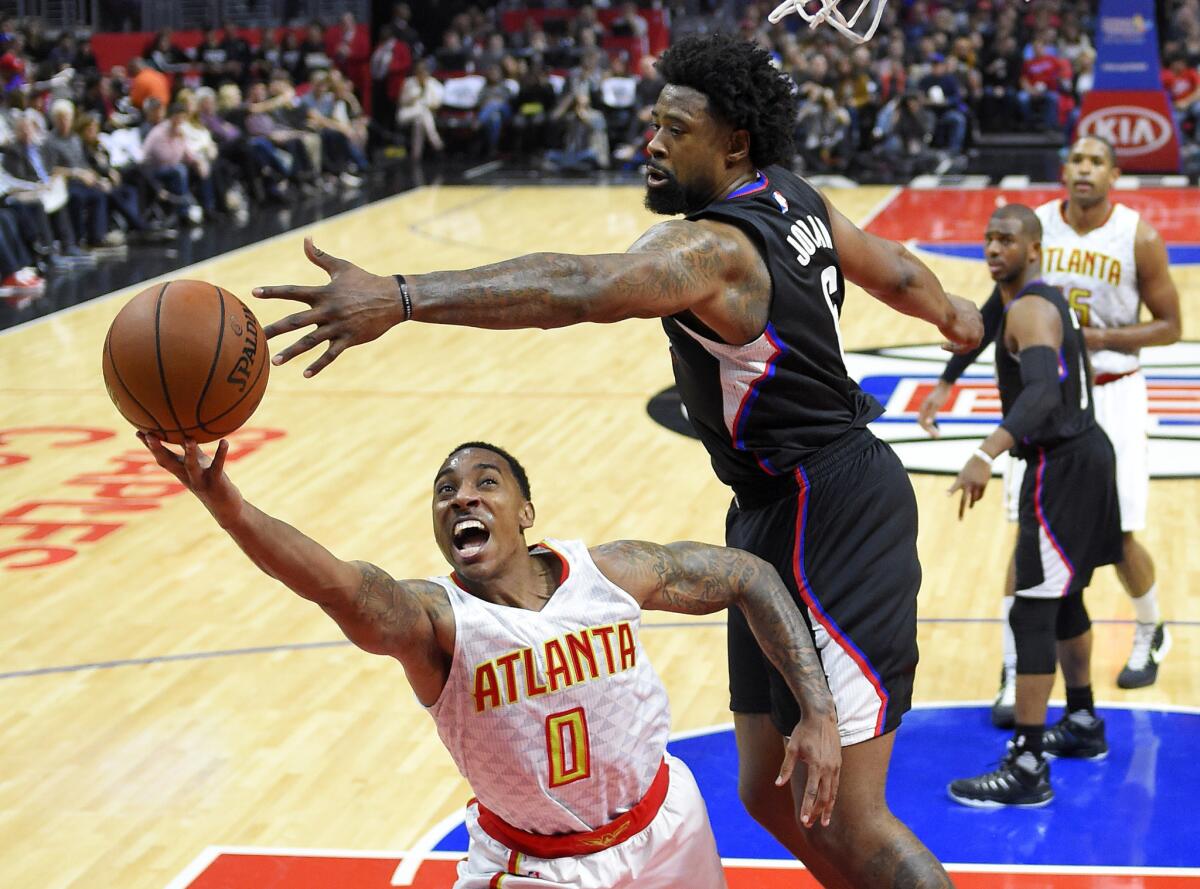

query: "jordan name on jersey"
left=473, top=621, right=637, bottom=713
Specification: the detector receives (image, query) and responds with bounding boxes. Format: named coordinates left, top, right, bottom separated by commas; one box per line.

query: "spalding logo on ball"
left=102, top=280, right=269, bottom=444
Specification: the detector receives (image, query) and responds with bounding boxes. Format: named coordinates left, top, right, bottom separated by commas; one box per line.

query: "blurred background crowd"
left=0, top=0, right=1195, bottom=299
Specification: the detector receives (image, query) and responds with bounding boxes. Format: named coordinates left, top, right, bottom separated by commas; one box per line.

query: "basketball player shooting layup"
left=920, top=136, right=1182, bottom=718
left=139, top=433, right=840, bottom=888
left=255, top=35, right=981, bottom=889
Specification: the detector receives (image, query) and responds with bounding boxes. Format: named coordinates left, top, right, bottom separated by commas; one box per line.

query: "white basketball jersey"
left=426, top=539, right=671, bottom=835
left=1036, top=199, right=1141, bottom=375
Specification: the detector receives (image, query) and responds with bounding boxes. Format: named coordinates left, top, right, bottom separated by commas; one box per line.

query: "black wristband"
left=395, top=274, right=412, bottom=322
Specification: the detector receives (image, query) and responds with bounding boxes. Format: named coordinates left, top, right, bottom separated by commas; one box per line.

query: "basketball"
left=102, top=280, right=269, bottom=444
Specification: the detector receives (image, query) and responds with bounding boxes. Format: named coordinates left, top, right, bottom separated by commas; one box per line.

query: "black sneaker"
left=948, top=750, right=1053, bottom=808
left=1043, top=712, right=1108, bottom=760
left=991, top=664, right=1015, bottom=729
left=1117, top=622, right=1171, bottom=689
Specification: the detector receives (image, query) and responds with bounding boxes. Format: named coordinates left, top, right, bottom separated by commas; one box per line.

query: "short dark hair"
left=1071, top=134, right=1118, bottom=168
left=655, top=34, right=796, bottom=169
left=445, top=441, right=532, bottom=499
left=991, top=203, right=1042, bottom=240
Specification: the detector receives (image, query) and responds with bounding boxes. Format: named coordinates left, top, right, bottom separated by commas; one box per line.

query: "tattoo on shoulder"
left=351, top=562, right=450, bottom=633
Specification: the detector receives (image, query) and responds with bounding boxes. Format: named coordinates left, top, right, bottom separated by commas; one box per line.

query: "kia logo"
left=1078, top=105, right=1172, bottom=157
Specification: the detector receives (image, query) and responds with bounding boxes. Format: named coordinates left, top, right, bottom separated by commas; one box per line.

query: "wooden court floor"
left=1, top=184, right=1197, bottom=889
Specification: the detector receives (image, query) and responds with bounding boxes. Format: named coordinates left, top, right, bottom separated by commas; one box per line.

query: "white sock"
left=1132, top=584, right=1161, bottom=625
left=1002, top=595, right=1017, bottom=673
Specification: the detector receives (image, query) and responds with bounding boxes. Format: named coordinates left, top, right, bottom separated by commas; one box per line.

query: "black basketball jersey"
left=996, top=281, right=1096, bottom=456
left=662, top=165, right=882, bottom=489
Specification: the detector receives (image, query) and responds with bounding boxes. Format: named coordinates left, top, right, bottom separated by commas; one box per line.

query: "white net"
left=766, top=0, right=889, bottom=44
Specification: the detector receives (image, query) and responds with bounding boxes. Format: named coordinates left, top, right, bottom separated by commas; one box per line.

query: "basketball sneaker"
left=1117, top=622, right=1171, bottom=689
left=991, top=665, right=1015, bottom=728
left=1042, top=712, right=1108, bottom=760
left=948, top=749, right=1053, bottom=808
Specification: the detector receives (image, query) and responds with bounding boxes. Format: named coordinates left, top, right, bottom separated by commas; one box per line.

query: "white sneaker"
left=1117, top=622, right=1171, bottom=689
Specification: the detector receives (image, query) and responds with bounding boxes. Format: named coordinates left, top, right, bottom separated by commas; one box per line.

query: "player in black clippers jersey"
left=255, top=35, right=983, bottom=888
left=943, top=205, right=1121, bottom=809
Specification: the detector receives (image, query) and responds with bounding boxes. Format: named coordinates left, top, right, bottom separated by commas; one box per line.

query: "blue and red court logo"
left=646, top=342, right=1200, bottom=478
left=167, top=705, right=1200, bottom=888
left=847, top=342, right=1200, bottom=478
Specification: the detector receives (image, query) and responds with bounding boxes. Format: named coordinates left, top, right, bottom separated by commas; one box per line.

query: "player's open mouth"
left=646, top=167, right=670, bottom=188
left=452, top=518, right=490, bottom=559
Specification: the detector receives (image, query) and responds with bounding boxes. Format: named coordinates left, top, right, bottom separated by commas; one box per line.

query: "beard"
left=643, top=165, right=713, bottom=216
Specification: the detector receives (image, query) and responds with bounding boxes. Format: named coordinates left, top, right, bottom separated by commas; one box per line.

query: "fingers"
left=776, top=742, right=796, bottom=788
left=303, top=236, right=347, bottom=275
left=263, top=309, right=324, bottom=340
left=137, top=431, right=186, bottom=482
left=271, top=329, right=333, bottom=366
left=958, top=486, right=969, bottom=520
left=303, top=339, right=347, bottom=378
left=252, top=284, right=326, bottom=305
left=917, top=408, right=940, bottom=438
left=211, top=438, right=230, bottom=477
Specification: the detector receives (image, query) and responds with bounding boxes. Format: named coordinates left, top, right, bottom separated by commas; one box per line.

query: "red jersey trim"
left=475, top=757, right=669, bottom=859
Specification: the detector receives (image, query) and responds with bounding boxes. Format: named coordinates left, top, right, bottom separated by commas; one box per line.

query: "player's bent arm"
left=591, top=540, right=834, bottom=720
left=1095, top=220, right=1181, bottom=353
left=989, top=296, right=1062, bottom=456
left=820, top=192, right=958, bottom=329
left=407, top=219, right=745, bottom=329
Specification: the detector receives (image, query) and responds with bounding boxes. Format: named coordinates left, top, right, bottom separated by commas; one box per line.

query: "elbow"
left=1164, top=315, right=1182, bottom=345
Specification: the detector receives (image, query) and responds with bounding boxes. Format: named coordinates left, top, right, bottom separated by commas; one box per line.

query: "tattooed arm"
left=255, top=218, right=769, bottom=376
left=139, top=434, right=453, bottom=706
left=592, top=539, right=840, bottom=828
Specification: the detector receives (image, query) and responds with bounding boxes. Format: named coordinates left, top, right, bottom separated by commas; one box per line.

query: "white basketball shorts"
left=452, top=754, right=727, bottom=889
left=1002, top=370, right=1147, bottom=532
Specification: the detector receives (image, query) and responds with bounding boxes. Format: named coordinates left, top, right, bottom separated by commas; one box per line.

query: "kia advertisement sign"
left=1079, top=0, right=1181, bottom=172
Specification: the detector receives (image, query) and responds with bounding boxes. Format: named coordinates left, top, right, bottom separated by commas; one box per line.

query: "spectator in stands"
left=207, top=82, right=292, bottom=201
left=300, top=21, right=335, bottom=82
left=1057, top=17, right=1093, bottom=67
left=572, top=5, right=607, bottom=49
left=0, top=53, right=27, bottom=96
left=474, top=64, right=512, bottom=157
left=141, top=101, right=214, bottom=225
left=370, top=25, right=410, bottom=144
left=280, top=30, right=306, bottom=84
left=245, top=80, right=318, bottom=188
left=252, top=29, right=282, bottom=83
left=978, top=33, right=1023, bottom=132
left=128, top=58, right=169, bottom=111
left=544, top=90, right=608, bottom=173
left=45, top=98, right=121, bottom=249
left=75, top=112, right=173, bottom=242
left=176, top=88, right=246, bottom=218
left=874, top=89, right=936, bottom=179
left=918, top=53, right=968, bottom=154
left=220, top=21, right=251, bottom=83
left=329, top=70, right=370, bottom=162
left=300, top=71, right=365, bottom=187
left=0, top=203, right=43, bottom=293
left=1163, top=53, right=1200, bottom=138
left=197, top=28, right=234, bottom=90
left=329, top=11, right=370, bottom=101
left=1, top=112, right=85, bottom=259
left=389, top=3, right=424, bottom=60
left=145, top=29, right=184, bottom=74
left=437, top=30, right=473, bottom=74
left=510, top=60, right=557, bottom=156
left=397, top=59, right=444, bottom=162
left=875, top=38, right=908, bottom=104
left=476, top=33, right=509, bottom=73
left=796, top=84, right=852, bottom=173
left=1074, top=46, right=1097, bottom=102
left=1019, top=33, right=1072, bottom=131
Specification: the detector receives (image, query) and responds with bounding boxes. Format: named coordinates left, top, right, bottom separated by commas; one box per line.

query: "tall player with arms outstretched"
left=140, top=434, right=840, bottom=888
left=921, top=136, right=1182, bottom=716
left=254, top=35, right=980, bottom=889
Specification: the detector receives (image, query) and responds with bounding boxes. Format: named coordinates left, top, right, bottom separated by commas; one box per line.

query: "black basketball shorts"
left=726, top=430, right=920, bottom=746
left=1015, top=425, right=1123, bottom=599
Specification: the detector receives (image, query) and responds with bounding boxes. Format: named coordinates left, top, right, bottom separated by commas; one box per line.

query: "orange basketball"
left=102, top=280, right=270, bottom=444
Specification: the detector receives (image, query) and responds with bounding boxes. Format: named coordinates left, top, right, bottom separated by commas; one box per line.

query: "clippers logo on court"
left=646, top=342, right=1200, bottom=478
left=1078, top=105, right=1173, bottom=157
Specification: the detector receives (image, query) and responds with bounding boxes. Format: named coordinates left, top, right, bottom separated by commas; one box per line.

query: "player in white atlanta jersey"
left=139, top=435, right=840, bottom=889
left=920, top=135, right=1182, bottom=716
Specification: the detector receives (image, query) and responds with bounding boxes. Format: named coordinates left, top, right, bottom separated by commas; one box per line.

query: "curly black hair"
left=655, top=33, right=797, bottom=169
left=445, top=441, right=532, bottom=500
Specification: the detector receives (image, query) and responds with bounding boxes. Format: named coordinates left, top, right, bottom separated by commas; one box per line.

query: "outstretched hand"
left=940, top=294, right=984, bottom=354
left=776, top=708, right=841, bottom=828
left=253, top=237, right=404, bottom=378
left=139, top=433, right=243, bottom=527
left=947, top=454, right=991, bottom=520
